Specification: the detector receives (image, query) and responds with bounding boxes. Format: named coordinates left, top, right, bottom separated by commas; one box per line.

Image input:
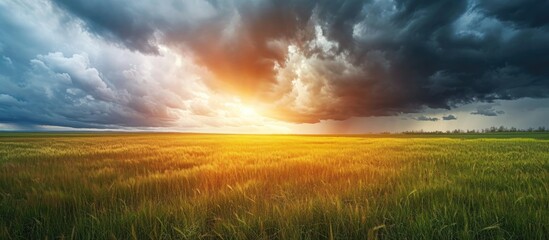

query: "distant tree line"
left=402, top=126, right=548, bottom=134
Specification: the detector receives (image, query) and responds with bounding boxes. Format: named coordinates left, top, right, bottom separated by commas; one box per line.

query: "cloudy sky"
left=0, top=0, right=548, bottom=133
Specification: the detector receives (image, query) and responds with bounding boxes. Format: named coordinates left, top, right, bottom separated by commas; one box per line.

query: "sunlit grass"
left=0, top=133, right=548, bottom=239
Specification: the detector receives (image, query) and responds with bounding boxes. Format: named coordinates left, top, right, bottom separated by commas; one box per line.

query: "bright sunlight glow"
left=239, top=106, right=258, bottom=117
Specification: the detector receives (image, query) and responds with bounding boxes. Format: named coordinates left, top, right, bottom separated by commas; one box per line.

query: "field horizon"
left=1, top=132, right=548, bottom=239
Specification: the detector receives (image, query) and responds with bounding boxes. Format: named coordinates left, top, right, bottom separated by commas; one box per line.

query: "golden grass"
left=0, top=133, right=548, bottom=239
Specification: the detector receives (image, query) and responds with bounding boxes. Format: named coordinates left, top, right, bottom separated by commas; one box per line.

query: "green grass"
left=0, top=133, right=548, bottom=239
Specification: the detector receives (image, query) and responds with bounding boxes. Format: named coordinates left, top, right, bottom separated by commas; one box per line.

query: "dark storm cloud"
left=2, top=0, right=549, bottom=129
left=413, top=116, right=439, bottom=122
left=442, top=114, right=457, bottom=121
left=471, top=105, right=505, bottom=117
left=478, top=0, right=549, bottom=28
left=50, top=0, right=549, bottom=123
left=49, top=0, right=220, bottom=54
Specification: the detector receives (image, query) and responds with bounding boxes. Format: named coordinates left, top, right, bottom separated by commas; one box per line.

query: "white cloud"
left=35, top=52, right=116, bottom=101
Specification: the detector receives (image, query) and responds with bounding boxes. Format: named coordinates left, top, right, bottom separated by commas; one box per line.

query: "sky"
left=0, top=0, right=548, bottom=133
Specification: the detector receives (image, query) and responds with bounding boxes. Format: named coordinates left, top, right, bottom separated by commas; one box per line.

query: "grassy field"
left=0, top=133, right=548, bottom=239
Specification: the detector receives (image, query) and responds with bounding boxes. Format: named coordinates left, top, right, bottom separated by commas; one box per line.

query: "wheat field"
left=0, top=133, right=548, bottom=239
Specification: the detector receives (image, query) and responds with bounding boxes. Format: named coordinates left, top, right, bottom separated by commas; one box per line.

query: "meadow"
left=0, top=133, right=548, bottom=239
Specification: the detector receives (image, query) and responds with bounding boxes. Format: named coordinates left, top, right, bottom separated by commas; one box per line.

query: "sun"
left=222, top=98, right=263, bottom=119
left=217, top=98, right=291, bottom=133
left=239, top=105, right=258, bottom=117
